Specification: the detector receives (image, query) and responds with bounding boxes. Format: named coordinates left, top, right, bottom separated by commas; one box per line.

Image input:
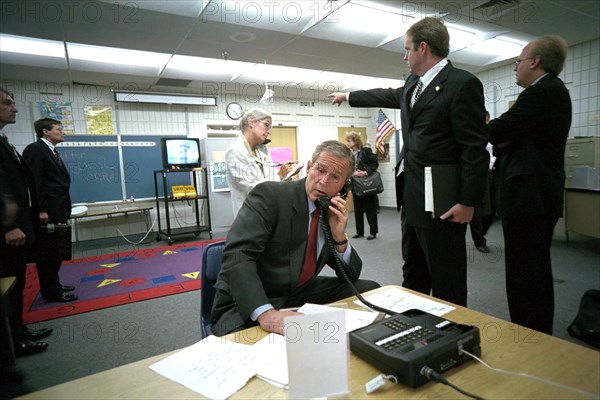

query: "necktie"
left=411, top=79, right=423, bottom=107
left=53, top=148, right=61, bottom=162
left=297, top=208, right=321, bottom=287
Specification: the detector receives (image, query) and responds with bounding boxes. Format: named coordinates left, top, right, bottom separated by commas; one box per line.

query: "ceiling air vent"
left=474, top=0, right=520, bottom=8
left=473, top=0, right=521, bottom=19
left=155, top=78, right=192, bottom=87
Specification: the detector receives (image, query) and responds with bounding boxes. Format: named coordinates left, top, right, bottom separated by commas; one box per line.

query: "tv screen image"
left=160, top=138, right=201, bottom=169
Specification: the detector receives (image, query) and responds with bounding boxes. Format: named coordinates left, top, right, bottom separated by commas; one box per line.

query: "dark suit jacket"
left=350, top=62, right=489, bottom=227
left=22, top=140, right=71, bottom=223
left=211, top=178, right=364, bottom=333
left=0, top=137, right=36, bottom=239
left=355, top=146, right=378, bottom=175
left=488, top=73, right=571, bottom=218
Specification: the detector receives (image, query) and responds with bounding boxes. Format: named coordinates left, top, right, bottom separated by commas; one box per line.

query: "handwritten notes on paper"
left=354, top=287, right=455, bottom=316
left=149, top=335, right=258, bottom=399
left=148, top=290, right=452, bottom=398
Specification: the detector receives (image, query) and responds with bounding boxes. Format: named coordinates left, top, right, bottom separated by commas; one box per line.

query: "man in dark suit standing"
left=489, top=36, right=571, bottom=335
left=211, top=140, right=380, bottom=336
left=23, top=118, right=77, bottom=302
left=329, top=17, right=489, bottom=307
left=0, top=87, right=52, bottom=356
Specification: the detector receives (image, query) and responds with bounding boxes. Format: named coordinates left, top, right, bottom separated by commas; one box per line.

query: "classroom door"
left=269, top=126, right=298, bottom=180
left=270, top=126, right=297, bottom=160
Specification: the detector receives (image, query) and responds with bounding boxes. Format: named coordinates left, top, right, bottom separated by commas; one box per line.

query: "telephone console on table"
left=349, top=309, right=481, bottom=388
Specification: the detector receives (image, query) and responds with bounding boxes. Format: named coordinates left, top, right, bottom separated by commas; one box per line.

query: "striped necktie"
left=411, top=79, right=423, bottom=107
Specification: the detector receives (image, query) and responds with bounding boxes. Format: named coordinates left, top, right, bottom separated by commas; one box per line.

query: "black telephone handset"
left=312, top=179, right=394, bottom=316
left=314, top=180, right=353, bottom=212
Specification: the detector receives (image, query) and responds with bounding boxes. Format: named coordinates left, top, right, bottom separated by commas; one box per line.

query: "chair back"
left=200, top=240, right=226, bottom=338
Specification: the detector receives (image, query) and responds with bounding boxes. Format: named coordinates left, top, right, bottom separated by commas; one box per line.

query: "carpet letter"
left=152, top=275, right=176, bottom=284
left=182, top=272, right=200, bottom=280
left=120, top=278, right=145, bottom=287
left=100, top=263, right=121, bottom=268
left=98, top=279, right=122, bottom=287
left=163, top=250, right=178, bottom=255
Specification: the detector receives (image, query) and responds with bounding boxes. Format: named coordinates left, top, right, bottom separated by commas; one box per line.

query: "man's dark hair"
left=406, top=17, right=450, bottom=58
left=0, top=87, right=14, bottom=99
left=311, top=140, right=355, bottom=179
left=34, top=117, right=61, bottom=139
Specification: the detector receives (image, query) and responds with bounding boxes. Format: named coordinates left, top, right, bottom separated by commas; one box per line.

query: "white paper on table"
left=253, top=333, right=288, bottom=388
left=252, top=304, right=379, bottom=389
left=354, top=287, right=455, bottom=316
left=149, top=335, right=258, bottom=399
left=285, top=310, right=349, bottom=399
left=298, top=303, right=379, bottom=332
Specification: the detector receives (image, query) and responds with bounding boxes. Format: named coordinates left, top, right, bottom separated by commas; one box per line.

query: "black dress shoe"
left=352, top=234, right=364, bottom=239
left=46, top=292, right=78, bottom=302
left=14, top=339, right=48, bottom=357
left=367, top=234, right=377, bottom=240
left=62, top=285, right=76, bottom=292
left=21, top=326, right=53, bottom=341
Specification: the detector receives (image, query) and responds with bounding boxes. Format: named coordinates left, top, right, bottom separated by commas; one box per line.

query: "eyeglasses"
left=259, top=121, right=272, bottom=130
left=515, top=57, right=535, bottom=66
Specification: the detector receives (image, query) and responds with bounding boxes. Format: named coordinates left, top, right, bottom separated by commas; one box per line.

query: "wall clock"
left=226, top=102, right=243, bottom=120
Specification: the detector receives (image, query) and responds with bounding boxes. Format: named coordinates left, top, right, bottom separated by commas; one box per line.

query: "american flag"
left=375, top=109, right=395, bottom=155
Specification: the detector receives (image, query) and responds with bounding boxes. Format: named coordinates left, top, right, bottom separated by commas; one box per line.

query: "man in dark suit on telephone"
left=489, top=36, right=572, bottom=334
left=23, top=118, right=77, bottom=303
left=0, top=87, right=52, bottom=356
left=329, top=17, right=489, bottom=306
left=211, top=140, right=380, bottom=336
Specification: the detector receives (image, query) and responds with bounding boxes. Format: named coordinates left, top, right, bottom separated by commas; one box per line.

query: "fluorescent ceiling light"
left=166, top=55, right=251, bottom=76
left=318, top=71, right=404, bottom=91
left=469, top=37, right=527, bottom=63
left=238, top=64, right=321, bottom=85
left=447, top=25, right=479, bottom=51
left=0, top=34, right=65, bottom=57
left=113, top=90, right=217, bottom=106
left=67, top=43, right=171, bottom=68
left=335, top=2, right=413, bottom=39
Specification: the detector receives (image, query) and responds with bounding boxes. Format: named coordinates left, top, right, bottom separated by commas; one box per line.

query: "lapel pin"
left=435, top=86, right=440, bottom=92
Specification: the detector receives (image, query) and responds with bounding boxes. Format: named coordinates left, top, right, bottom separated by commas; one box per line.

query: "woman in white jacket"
left=226, top=108, right=293, bottom=218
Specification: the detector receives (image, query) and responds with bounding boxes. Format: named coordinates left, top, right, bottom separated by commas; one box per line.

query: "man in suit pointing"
left=329, top=17, right=489, bottom=306
left=23, top=118, right=77, bottom=302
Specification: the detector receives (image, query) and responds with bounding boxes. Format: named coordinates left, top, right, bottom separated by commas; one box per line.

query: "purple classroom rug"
left=23, top=239, right=222, bottom=324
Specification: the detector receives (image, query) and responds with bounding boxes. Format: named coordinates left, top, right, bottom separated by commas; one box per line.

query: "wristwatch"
left=333, top=233, right=349, bottom=246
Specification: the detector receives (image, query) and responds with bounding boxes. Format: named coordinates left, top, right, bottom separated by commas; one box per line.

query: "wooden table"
left=70, top=206, right=153, bottom=244
left=19, top=286, right=600, bottom=399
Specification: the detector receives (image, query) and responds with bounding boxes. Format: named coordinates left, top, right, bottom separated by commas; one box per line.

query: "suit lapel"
left=41, top=140, right=69, bottom=176
left=1, top=135, right=21, bottom=164
left=290, top=179, right=310, bottom=282
left=409, top=63, right=452, bottom=125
